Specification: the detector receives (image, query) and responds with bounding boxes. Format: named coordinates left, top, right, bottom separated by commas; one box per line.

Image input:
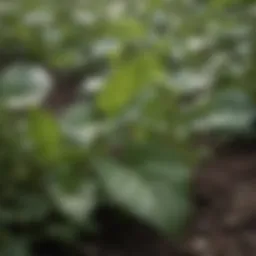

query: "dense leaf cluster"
left=1, top=0, right=256, bottom=255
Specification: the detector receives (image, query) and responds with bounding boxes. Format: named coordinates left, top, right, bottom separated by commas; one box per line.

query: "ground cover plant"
left=1, top=0, right=256, bottom=255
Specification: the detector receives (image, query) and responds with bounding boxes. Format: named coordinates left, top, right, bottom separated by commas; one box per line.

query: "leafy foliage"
left=0, top=0, right=256, bottom=255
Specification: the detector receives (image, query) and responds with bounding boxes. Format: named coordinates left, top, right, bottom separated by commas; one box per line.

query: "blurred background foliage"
left=1, top=0, right=256, bottom=255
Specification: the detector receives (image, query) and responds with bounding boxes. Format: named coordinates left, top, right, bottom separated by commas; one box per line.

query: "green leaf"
left=0, top=64, right=52, bottom=110
left=97, top=52, right=162, bottom=115
left=48, top=178, right=98, bottom=223
left=28, top=109, right=63, bottom=164
left=192, top=88, right=255, bottom=134
left=140, top=160, right=192, bottom=193
left=60, top=103, right=109, bottom=147
left=94, top=159, right=191, bottom=235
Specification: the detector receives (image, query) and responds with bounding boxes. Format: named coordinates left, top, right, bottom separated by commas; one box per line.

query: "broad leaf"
left=192, top=88, right=256, bottom=134
left=60, top=103, right=109, bottom=146
left=0, top=64, right=52, bottom=110
left=97, top=52, right=162, bottom=115
left=140, top=160, right=192, bottom=193
left=95, top=159, right=191, bottom=235
left=48, top=178, right=98, bottom=223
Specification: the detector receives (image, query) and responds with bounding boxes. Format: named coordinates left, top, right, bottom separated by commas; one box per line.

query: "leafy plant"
left=1, top=0, right=256, bottom=255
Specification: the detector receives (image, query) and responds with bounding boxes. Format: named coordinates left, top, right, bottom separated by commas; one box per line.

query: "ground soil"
left=181, top=141, right=256, bottom=256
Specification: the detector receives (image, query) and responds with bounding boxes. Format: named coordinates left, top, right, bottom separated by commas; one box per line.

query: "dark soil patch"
left=181, top=141, right=256, bottom=256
